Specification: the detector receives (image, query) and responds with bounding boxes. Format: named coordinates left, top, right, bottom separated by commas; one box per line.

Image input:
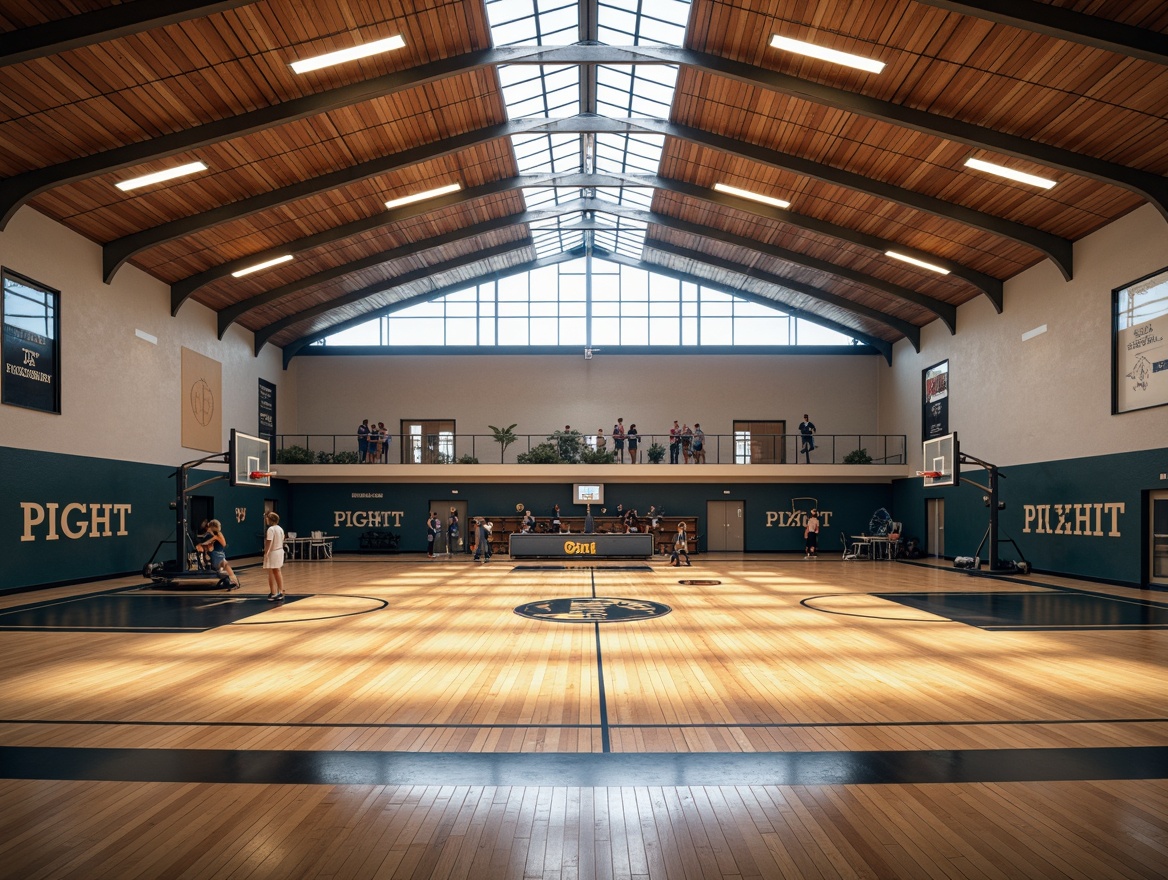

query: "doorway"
left=706, top=500, right=744, bottom=552
left=432, top=499, right=468, bottom=555
left=1151, top=490, right=1168, bottom=587
left=402, top=420, right=455, bottom=464
left=926, top=497, right=945, bottom=558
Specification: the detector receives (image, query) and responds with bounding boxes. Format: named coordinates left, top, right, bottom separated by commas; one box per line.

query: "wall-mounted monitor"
left=574, top=483, right=603, bottom=505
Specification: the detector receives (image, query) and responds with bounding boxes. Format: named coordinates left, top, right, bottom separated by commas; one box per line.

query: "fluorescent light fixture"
left=385, top=182, right=461, bottom=210
left=290, top=35, right=406, bottom=74
left=714, top=182, right=791, bottom=209
left=134, top=329, right=157, bottom=345
left=885, top=251, right=950, bottom=274
left=231, top=255, right=294, bottom=278
left=1021, top=324, right=1048, bottom=341
left=770, top=34, right=885, bottom=74
left=115, top=161, right=207, bottom=191
left=964, top=157, right=1057, bottom=189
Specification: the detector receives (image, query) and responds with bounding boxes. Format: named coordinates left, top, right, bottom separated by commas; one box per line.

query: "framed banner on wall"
left=923, top=359, right=949, bottom=442
left=1113, top=266, right=1168, bottom=414
left=2, top=268, right=60, bottom=414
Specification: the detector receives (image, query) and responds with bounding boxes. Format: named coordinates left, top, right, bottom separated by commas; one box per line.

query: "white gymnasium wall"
left=0, top=207, right=294, bottom=465
left=879, top=204, right=1168, bottom=469
left=288, top=351, right=882, bottom=450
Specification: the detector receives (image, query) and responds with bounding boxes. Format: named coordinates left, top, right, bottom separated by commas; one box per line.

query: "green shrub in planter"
left=647, top=442, right=666, bottom=464
left=275, top=445, right=314, bottom=464
left=843, top=448, right=873, bottom=464
left=517, top=442, right=562, bottom=464
left=580, top=448, right=615, bottom=464
left=456, top=454, right=479, bottom=464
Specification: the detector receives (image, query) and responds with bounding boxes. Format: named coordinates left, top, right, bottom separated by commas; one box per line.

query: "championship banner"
left=1114, top=267, right=1168, bottom=414
left=258, top=378, right=276, bottom=443
left=922, top=359, right=949, bottom=441
left=181, top=347, right=222, bottom=452
left=2, top=269, right=60, bottom=414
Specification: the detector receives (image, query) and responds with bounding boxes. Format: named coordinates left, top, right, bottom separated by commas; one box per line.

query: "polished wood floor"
left=1, top=554, right=1165, bottom=878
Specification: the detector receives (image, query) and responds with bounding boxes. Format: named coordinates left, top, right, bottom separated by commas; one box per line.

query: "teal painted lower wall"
left=1, top=446, right=290, bottom=593
left=287, top=482, right=894, bottom=556
left=6, top=444, right=1162, bottom=591
left=892, top=447, right=1166, bottom=587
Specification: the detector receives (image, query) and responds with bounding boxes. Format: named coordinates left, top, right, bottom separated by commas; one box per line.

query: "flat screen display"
left=574, top=483, right=603, bottom=504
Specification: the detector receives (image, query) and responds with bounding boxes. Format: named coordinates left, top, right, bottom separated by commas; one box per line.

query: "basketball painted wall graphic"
left=181, top=347, right=222, bottom=453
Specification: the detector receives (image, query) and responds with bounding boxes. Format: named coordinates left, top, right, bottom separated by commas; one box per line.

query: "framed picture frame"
left=2, top=267, right=61, bottom=414
left=922, top=359, right=949, bottom=442
left=1113, top=266, right=1168, bottom=415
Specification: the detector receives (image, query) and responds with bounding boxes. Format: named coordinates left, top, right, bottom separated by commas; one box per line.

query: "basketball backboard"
left=921, top=432, right=959, bottom=487
left=230, top=429, right=271, bottom=487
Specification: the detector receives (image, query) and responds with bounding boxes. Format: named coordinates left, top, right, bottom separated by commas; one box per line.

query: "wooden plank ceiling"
left=0, top=0, right=1165, bottom=361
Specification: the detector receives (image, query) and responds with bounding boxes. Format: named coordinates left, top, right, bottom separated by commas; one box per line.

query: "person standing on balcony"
left=799, top=414, right=816, bottom=463
left=692, top=423, right=706, bottom=463
left=612, top=418, right=626, bottom=463
left=627, top=424, right=639, bottom=463
left=669, top=420, right=681, bottom=464
left=357, top=419, right=369, bottom=464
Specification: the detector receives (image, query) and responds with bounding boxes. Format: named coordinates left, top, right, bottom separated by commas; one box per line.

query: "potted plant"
left=488, top=423, right=518, bottom=463
left=647, top=442, right=666, bottom=464
left=843, top=448, right=873, bottom=464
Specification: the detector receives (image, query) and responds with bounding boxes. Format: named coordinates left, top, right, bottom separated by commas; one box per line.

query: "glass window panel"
left=560, top=300, right=586, bottom=317
left=501, top=76, right=545, bottom=103
left=398, top=299, right=444, bottom=317
left=537, top=5, right=577, bottom=34
left=621, top=317, right=649, bottom=344
left=733, top=316, right=782, bottom=345
left=491, top=20, right=538, bottom=45
left=390, top=317, right=445, bottom=344
left=650, top=273, right=677, bottom=299
left=530, top=316, right=558, bottom=341
left=497, top=64, right=540, bottom=87
left=498, top=274, right=528, bottom=298
left=599, top=7, right=638, bottom=35
left=559, top=317, right=587, bottom=343
left=446, top=318, right=477, bottom=345
left=592, top=317, right=620, bottom=344
left=509, top=95, right=551, bottom=118
left=637, top=16, right=684, bottom=44
left=324, top=320, right=382, bottom=346
left=639, top=62, right=681, bottom=85
left=701, top=317, right=732, bottom=344
left=795, top=320, right=857, bottom=345
left=530, top=301, right=557, bottom=317
left=478, top=317, right=496, bottom=344
left=497, top=317, right=528, bottom=344
left=649, top=316, right=680, bottom=344
left=559, top=274, right=586, bottom=299
left=681, top=315, right=698, bottom=345
left=498, top=302, right=528, bottom=317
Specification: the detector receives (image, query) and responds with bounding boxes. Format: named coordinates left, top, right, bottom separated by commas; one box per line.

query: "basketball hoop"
left=250, top=470, right=277, bottom=480
left=916, top=471, right=943, bottom=478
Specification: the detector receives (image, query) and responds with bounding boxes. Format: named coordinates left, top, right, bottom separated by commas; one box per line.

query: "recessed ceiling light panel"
left=885, top=251, right=950, bottom=275
left=964, top=157, right=1057, bottom=189
left=291, top=35, right=406, bottom=74
left=385, top=182, right=461, bottom=210
left=770, top=35, right=885, bottom=74
left=231, top=255, right=294, bottom=278
left=714, top=182, right=791, bottom=209
left=115, top=161, right=208, bottom=191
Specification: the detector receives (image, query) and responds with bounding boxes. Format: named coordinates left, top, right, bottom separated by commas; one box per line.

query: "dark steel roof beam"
left=112, top=113, right=1068, bottom=287
left=280, top=250, right=582, bottom=367
left=913, top=0, right=1168, bottom=66
left=634, top=118, right=1072, bottom=281
left=255, top=240, right=531, bottom=354
left=646, top=239, right=920, bottom=351
left=176, top=171, right=967, bottom=320
left=218, top=205, right=589, bottom=336
left=0, top=1, right=258, bottom=67
left=596, top=247, right=893, bottom=363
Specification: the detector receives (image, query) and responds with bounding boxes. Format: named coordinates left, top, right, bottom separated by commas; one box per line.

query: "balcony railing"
left=272, top=432, right=907, bottom=466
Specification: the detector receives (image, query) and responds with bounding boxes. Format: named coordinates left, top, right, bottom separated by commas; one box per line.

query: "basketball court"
left=2, top=552, right=1166, bottom=878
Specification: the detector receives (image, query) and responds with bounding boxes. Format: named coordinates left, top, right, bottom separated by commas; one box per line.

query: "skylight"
left=486, top=0, right=690, bottom=258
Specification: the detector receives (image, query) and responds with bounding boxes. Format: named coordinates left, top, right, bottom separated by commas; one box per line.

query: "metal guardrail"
left=272, top=432, right=907, bottom=466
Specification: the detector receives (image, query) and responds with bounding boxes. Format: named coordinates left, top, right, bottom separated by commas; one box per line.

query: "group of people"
left=356, top=419, right=391, bottom=463
left=427, top=508, right=461, bottom=557
left=195, top=511, right=287, bottom=600
left=594, top=418, right=704, bottom=464
left=667, top=420, right=705, bottom=464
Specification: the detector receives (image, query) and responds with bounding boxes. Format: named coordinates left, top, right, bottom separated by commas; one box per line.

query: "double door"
left=705, top=500, right=744, bottom=552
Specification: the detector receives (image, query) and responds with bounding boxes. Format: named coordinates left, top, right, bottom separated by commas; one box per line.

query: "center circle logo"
left=514, top=597, right=671, bottom=623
